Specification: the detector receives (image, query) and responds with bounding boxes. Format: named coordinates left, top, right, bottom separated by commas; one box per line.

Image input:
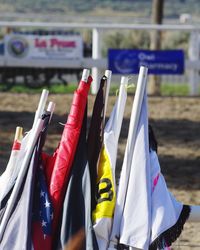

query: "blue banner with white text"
left=108, top=49, right=184, bottom=75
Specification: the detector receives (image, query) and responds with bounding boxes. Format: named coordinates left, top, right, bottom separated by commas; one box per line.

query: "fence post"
left=189, top=31, right=200, bottom=95
left=91, top=28, right=101, bottom=94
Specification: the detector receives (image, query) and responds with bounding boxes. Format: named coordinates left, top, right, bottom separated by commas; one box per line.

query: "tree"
left=148, top=0, right=164, bottom=95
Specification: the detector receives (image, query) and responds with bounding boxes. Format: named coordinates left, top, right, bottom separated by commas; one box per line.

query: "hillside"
left=0, top=0, right=200, bottom=23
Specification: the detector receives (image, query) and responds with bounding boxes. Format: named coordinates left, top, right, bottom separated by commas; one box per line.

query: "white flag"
left=149, top=149, right=190, bottom=250
left=93, top=83, right=127, bottom=250
left=120, top=92, right=151, bottom=249
left=109, top=92, right=190, bottom=250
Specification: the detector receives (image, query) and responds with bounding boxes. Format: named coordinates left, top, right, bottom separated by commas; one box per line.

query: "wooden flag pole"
left=14, top=126, right=23, bottom=142
left=0, top=118, right=44, bottom=241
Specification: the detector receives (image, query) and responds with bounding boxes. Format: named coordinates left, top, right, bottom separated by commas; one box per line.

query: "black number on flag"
left=96, top=178, right=113, bottom=204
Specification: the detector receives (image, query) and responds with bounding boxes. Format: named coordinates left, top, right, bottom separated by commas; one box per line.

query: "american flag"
left=32, top=165, right=53, bottom=250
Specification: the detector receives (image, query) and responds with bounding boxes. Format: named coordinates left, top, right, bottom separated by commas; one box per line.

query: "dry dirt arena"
left=0, top=92, right=199, bottom=249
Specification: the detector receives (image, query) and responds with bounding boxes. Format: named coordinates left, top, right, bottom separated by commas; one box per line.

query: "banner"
left=108, top=49, right=184, bottom=75
left=5, top=34, right=83, bottom=63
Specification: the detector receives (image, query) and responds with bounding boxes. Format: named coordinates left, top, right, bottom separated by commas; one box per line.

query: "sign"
left=5, top=34, right=83, bottom=64
left=108, top=49, right=184, bottom=74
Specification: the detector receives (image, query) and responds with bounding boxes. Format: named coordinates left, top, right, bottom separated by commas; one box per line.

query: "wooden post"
left=148, top=0, right=164, bottom=96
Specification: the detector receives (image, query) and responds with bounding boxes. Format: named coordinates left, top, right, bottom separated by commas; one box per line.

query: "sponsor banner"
left=108, top=49, right=184, bottom=74
left=5, top=34, right=83, bottom=62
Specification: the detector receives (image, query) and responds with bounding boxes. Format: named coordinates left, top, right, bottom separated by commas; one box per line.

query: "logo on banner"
left=7, top=36, right=29, bottom=58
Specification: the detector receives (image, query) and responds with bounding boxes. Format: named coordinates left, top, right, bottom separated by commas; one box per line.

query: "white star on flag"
left=42, top=220, right=47, bottom=227
left=40, top=191, right=45, bottom=197
left=45, top=199, right=50, bottom=208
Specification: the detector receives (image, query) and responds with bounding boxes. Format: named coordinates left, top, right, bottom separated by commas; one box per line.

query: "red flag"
left=43, top=76, right=92, bottom=239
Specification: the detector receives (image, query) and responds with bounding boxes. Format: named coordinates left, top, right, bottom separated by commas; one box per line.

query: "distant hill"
left=0, top=0, right=200, bottom=22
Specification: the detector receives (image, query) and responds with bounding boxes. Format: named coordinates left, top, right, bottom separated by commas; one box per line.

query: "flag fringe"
left=149, top=205, right=191, bottom=250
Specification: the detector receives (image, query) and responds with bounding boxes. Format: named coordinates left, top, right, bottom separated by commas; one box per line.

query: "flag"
left=0, top=113, right=50, bottom=250
left=31, top=112, right=55, bottom=250
left=87, top=75, right=107, bottom=212
left=149, top=149, right=190, bottom=250
left=42, top=76, right=92, bottom=238
left=93, top=83, right=127, bottom=250
left=109, top=93, right=191, bottom=250
left=56, top=107, right=98, bottom=250
left=32, top=167, right=53, bottom=250
left=109, top=92, right=151, bottom=250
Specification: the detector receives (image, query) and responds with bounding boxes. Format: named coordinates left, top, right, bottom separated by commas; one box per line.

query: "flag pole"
left=108, top=66, right=148, bottom=249
left=127, top=66, right=148, bottom=164
left=113, top=76, right=128, bottom=139
left=81, top=69, right=90, bottom=82
left=0, top=118, right=44, bottom=241
left=122, top=66, right=148, bottom=201
left=33, top=89, right=49, bottom=128
left=46, top=101, right=56, bottom=124
left=14, top=126, right=23, bottom=142
left=104, top=70, right=112, bottom=124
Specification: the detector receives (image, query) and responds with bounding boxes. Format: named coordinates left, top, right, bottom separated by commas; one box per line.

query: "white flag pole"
left=81, top=68, right=90, bottom=82
left=113, top=76, right=128, bottom=139
left=33, top=89, right=49, bottom=128
left=104, top=70, right=112, bottom=124
left=46, top=101, right=55, bottom=124
left=109, top=66, right=148, bottom=248
left=126, top=66, right=148, bottom=165
left=0, top=118, right=44, bottom=241
left=121, top=66, right=148, bottom=195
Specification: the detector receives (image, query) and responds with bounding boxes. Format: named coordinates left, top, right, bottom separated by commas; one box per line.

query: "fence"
left=0, top=21, right=200, bottom=94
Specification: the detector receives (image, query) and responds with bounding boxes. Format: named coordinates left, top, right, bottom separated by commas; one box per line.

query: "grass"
left=0, top=83, right=78, bottom=94
left=161, top=83, right=190, bottom=96
left=0, top=82, right=194, bottom=96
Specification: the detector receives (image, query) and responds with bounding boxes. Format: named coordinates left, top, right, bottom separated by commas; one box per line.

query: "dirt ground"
left=0, top=93, right=199, bottom=249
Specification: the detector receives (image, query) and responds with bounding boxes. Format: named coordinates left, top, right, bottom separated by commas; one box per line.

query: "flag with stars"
left=32, top=166, right=53, bottom=250
left=0, top=112, right=51, bottom=250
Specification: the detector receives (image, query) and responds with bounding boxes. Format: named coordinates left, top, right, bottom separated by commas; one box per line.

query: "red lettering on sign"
left=50, top=38, right=76, bottom=48
left=35, top=38, right=47, bottom=48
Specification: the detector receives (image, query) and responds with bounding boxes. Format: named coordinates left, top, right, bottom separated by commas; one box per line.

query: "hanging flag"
left=55, top=107, right=98, bottom=250
left=109, top=93, right=191, bottom=250
left=149, top=149, right=190, bottom=250
left=32, top=167, right=53, bottom=250
left=87, top=75, right=107, bottom=212
left=109, top=92, right=151, bottom=250
left=43, top=75, right=92, bottom=238
left=0, top=89, right=48, bottom=214
left=0, top=127, right=23, bottom=207
left=93, top=81, right=127, bottom=250
left=0, top=113, right=50, bottom=250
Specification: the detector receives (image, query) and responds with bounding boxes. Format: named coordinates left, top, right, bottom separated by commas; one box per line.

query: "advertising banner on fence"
left=4, top=34, right=83, bottom=65
left=108, top=49, right=184, bottom=75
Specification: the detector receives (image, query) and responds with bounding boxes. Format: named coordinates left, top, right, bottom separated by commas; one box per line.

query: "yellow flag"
left=93, top=145, right=116, bottom=221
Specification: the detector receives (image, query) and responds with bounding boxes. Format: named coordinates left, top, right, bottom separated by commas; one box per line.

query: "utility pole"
left=148, top=0, right=164, bottom=95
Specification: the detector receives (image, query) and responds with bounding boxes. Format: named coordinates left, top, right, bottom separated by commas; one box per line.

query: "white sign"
left=5, top=34, right=83, bottom=64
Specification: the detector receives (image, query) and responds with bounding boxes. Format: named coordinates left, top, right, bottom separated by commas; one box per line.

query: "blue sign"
left=108, top=49, right=184, bottom=75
